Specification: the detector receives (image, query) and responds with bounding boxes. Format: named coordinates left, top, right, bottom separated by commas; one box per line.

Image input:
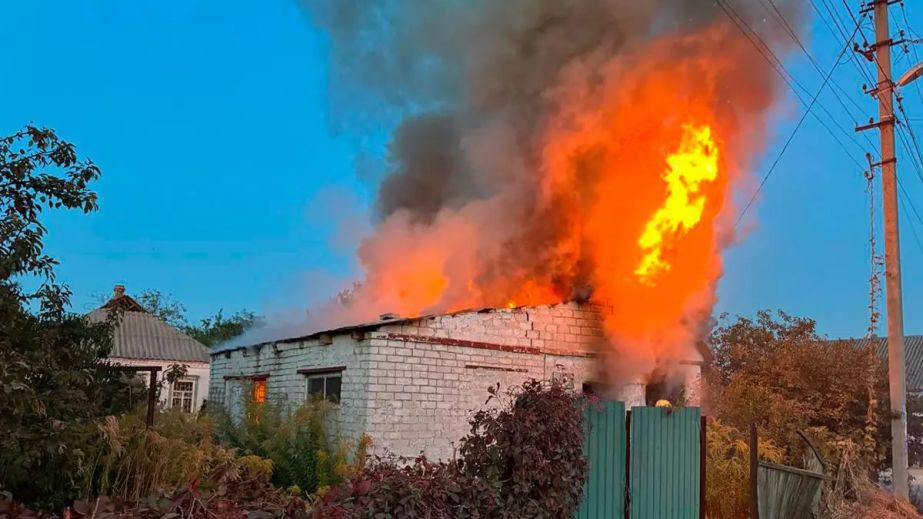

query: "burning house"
left=210, top=0, right=809, bottom=459
left=208, top=302, right=705, bottom=460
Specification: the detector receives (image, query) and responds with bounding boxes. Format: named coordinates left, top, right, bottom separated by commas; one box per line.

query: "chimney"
left=379, top=313, right=400, bottom=321
left=113, top=284, right=126, bottom=299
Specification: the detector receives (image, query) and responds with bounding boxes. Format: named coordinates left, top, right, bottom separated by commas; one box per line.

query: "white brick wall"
left=208, top=302, right=688, bottom=460
left=360, top=331, right=596, bottom=460
left=208, top=334, right=371, bottom=440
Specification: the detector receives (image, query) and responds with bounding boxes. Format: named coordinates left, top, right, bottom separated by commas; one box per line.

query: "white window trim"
left=170, top=376, right=198, bottom=412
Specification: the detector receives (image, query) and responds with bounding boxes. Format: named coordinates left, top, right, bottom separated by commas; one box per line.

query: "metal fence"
left=576, top=403, right=704, bottom=519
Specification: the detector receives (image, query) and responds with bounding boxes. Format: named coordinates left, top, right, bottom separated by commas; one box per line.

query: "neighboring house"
left=867, top=336, right=923, bottom=394
left=89, top=285, right=210, bottom=412
left=208, top=301, right=705, bottom=460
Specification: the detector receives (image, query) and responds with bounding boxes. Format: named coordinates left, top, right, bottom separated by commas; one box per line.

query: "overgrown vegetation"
left=704, top=310, right=916, bottom=518
left=84, top=410, right=238, bottom=502
left=704, top=419, right=783, bottom=519
left=209, top=396, right=369, bottom=496
left=313, top=379, right=587, bottom=518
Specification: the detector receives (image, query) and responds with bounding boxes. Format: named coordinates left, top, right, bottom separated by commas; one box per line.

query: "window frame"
left=170, top=376, right=197, bottom=412
left=298, top=366, right=346, bottom=404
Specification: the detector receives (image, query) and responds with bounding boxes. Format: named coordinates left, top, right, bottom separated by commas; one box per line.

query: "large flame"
left=635, top=125, right=719, bottom=284
left=305, top=10, right=791, bottom=379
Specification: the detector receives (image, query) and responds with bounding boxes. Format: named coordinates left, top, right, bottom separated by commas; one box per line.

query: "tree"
left=129, top=289, right=260, bottom=347
left=708, top=311, right=888, bottom=466
left=0, top=126, right=135, bottom=508
left=134, top=289, right=187, bottom=328
left=704, top=311, right=894, bottom=518
left=185, top=309, right=260, bottom=347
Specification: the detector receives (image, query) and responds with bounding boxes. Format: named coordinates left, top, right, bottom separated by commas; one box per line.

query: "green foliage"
left=314, top=379, right=587, bottom=518
left=209, top=397, right=364, bottom=496
left=0, top=125, right=135, bottom=509
left=0, top=126, right=99, bottom=288
left=134, top=289, right=188, bottom=328
left=184, top=309, right=261, bottom=348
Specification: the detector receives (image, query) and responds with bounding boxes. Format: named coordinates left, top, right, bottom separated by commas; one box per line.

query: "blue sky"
left=1, top=1, right=921, bottom=338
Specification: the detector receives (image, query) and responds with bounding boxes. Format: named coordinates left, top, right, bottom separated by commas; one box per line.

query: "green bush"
left=0, top=307, right=139, bottom=509
left=209, top=397, right=368, bottom=496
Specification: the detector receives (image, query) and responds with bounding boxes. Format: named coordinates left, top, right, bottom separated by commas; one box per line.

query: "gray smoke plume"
left=291, top=0, right=807, bottom=371
left=305, top=0, right=805, bottom=224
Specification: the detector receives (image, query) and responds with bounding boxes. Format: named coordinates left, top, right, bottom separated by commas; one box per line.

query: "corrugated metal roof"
left=851, top=336, right=923, bottom=392
left=88, top=309, right=209, bottom=363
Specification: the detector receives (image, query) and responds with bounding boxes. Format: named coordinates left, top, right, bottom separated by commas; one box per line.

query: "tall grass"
left=83, top=410, right=240, bottom=502
left=209, top=396, right=370, bottom=496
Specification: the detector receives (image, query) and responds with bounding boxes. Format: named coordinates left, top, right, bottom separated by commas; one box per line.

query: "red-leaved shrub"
left=312, top=379, right=587, bottom=518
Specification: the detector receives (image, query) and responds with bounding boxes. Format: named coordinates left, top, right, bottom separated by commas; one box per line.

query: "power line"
left=895, top=120, right=923, bottom=187
left=811, top=0, right=876, bottom=86
left=761, top=0, right=879, bottom=152
left=733, top=7, right=868, bottom=227
left=898, top=2, right=923, bottom=104
left=895, top=96, right=923, bottom=186
left=716, top=0, right=871, bottom=161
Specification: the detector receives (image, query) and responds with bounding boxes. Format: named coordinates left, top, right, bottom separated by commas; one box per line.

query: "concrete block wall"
left=382, top=302, right=608, bottom=355
left=360, top=302, right=607, bottom=460
left=207, top=302, right=670, bottom=461
left=208, top=335, right=371, bottom=440
left=360, top=332, right=596, bottom=460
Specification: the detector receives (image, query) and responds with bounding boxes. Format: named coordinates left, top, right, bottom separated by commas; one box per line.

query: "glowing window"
left=252, top=378, right=267, bottom=403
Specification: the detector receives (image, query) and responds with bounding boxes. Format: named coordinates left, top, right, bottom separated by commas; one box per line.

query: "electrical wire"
left=762, top=0, right=879, bottom=153
left=717, top=0, right=871, bottom=162
left=729, top=2, right=868, bottom=226
left=811, top=0, right=877, bottom=86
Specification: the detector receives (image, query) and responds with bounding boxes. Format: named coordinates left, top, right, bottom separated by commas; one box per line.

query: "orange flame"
left=343, top=19, right=778, bottom=372
left=635, top=125, right=719, bottom=284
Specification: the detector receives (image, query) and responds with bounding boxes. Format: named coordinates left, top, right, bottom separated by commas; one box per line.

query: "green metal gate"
left=576, top=401, right=626, bottom=519
left=629, top=407, right=702, bottom=519
left=575, top=404, right=703, bottom=519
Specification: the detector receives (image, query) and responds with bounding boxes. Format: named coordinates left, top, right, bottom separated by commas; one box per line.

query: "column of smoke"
left=280, top=0, right=807, bottom=385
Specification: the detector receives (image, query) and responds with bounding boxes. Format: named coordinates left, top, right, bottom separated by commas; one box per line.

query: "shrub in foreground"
left=313, top=379, right=587, bottom=518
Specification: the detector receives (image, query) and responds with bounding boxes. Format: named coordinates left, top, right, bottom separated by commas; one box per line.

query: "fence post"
left=146, top=368, right=158, bottom=428
left=700, top=416, right=707, bottom=519
left=749, top=423, right=759, bottom=519
left=625, top=410, right=632, bottom=518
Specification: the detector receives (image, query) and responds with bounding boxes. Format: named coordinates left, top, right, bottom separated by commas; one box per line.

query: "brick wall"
left=208, top=334, right=372, bottom=440
left=208, top=302, right=663, bottom=461
left=358, top=302, right=607, bottom=460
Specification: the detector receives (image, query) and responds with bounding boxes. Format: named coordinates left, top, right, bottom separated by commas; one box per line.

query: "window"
left=252, top=378, right=267, bottom=403
left=298, top=366, right=345, bottom=403
left=171, top=378, right=196, bottom=412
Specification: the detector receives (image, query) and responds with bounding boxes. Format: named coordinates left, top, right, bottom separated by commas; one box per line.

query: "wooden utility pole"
left=862, top=0, right=909, bottom=499
left=749, top=423, right=760, bottom=519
